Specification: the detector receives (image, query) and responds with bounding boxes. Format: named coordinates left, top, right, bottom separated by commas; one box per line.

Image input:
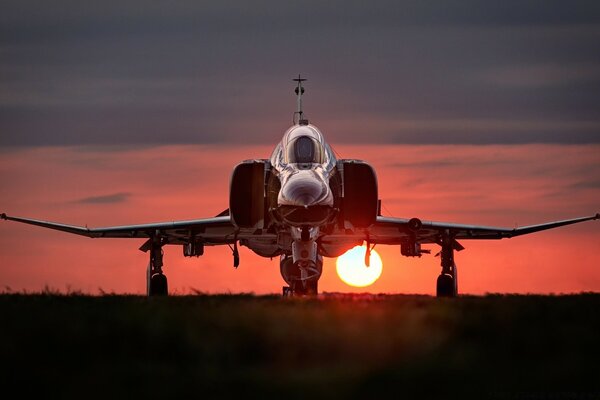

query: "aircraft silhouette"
left=2, top=76, right=598, bottom=296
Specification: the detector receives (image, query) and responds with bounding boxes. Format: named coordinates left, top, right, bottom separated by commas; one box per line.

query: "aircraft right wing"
left=0, top=212, right=267, bottom=249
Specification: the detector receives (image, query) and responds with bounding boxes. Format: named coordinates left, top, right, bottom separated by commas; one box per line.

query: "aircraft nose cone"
left=279, top=171, right=329, bottom=207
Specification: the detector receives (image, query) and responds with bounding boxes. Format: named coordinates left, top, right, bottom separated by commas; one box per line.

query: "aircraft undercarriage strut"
left=146, top=237, right=168, bottom=296
left=437, top=231, right=458, bottom=297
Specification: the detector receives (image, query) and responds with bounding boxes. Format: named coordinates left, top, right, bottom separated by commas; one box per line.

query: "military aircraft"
left=2, top=76, right=598, bottom=297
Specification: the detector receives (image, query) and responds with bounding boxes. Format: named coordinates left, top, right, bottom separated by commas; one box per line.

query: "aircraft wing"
left=366, top=214, right=600, bottom=245
left=3, top=211, right=598, bottom=251
left=0, top=212, right=245, bottom=247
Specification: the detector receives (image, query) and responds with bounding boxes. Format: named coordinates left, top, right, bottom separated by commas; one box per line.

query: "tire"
left=306, top=279, right=318, bottom=296
left=150, top=273, right=168, bottom=296
left=436, top=274, right=456, bottom=297
left=291, top=279, right=318, bottom=297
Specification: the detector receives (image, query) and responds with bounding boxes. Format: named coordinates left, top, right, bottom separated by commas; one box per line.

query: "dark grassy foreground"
left=1, top=293, right=599, bottom=399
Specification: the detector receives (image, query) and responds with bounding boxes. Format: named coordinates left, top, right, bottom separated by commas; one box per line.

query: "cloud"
left=76, top=192, right=131, bottom=204
left=0, top=1, right=599, bottom=146
left=568, top=179, right=600, bottom=190
left=477, top=64, right=600, bottom=88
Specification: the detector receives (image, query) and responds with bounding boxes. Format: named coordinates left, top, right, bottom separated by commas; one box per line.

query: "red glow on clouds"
left=0, top=144, right=598, bottom=294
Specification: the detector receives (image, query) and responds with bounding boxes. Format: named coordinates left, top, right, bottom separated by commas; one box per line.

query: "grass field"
left=1, top=293, right=599, bottom=399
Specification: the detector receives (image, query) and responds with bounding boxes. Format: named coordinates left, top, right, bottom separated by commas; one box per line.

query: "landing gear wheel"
left=290, top=279, right=318, bottom=297
left=149, top=273, right=168, bottom=296
left=305, top=280, right=318, bottom=296
left=146, top=240, right=168, bottom=297
left=279, top=254, right=322, bottom=297
left=436, top=232, right=459, bottom=297
left=436, top=274, right=456, bottom=297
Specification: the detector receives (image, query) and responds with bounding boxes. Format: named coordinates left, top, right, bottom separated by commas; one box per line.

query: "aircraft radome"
left=2, top=76, right=598, bottom=297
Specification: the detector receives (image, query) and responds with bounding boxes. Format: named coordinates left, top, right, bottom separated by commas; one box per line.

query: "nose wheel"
left=280, top=254, right=322, bottom=297
left=283, top=279, right=318, bottom=297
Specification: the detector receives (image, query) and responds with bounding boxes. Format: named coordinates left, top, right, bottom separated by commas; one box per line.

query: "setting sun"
left=336, top=244, right=383, bottom=287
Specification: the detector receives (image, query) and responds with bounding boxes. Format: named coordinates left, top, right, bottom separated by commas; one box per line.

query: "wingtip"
left=1, top=213, right=6, bottom=220
left=595, top=213, right=600, bottom=220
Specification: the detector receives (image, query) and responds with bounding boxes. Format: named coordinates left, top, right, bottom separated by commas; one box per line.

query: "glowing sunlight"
left=336, top=244, right=383, bottom=287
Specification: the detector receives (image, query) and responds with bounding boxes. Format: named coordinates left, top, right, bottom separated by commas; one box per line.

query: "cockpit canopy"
left=285, top=135, right=324, bottom=164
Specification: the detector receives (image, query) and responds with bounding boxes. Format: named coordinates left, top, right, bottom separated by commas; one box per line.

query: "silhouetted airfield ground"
left=1, top=292, right=599, bottom=399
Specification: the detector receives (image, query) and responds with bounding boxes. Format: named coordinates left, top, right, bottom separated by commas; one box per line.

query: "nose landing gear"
left=283, top=279, right=318, bottom=297
left=280, top=254, right=322, bottom=297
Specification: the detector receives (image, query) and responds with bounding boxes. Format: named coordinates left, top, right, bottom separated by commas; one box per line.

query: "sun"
left=336, top=244, right=383, bottom=287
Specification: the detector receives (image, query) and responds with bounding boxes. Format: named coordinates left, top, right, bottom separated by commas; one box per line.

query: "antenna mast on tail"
left=293, top=74, right=309, bottom=125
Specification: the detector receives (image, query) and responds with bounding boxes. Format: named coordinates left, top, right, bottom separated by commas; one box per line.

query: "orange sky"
left=0, top=144, right=598, bottom=295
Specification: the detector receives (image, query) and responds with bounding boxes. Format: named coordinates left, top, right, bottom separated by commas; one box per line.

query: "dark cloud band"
left=1, top=1, right=599, bottom=146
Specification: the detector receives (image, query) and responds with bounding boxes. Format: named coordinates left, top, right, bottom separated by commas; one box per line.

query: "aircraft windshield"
left=286, top=136, right=323, bottom=164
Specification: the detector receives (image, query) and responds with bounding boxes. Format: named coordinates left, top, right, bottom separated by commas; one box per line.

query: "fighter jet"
left=2, top=76, right=598, bottom=296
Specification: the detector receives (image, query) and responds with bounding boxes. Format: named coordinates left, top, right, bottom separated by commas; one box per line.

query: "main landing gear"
left=146, top=240, right=168, bottom=296
left=436, top=231, right=460, bottom=297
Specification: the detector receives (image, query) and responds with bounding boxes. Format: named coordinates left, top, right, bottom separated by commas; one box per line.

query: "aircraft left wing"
left=319, top=214, right=599, bottom=250
left=0, top=212, right=245, bottom=247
